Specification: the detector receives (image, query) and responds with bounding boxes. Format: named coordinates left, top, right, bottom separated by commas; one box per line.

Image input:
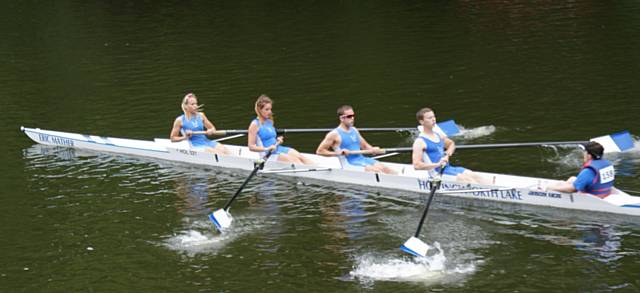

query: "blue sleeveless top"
left=577, top=159, right=614, bottom=197
left=336, top=127, right=377, bottom=167
left=419, top=134, right=466, bottom=175
left=253, top=118, right=290, bottom=155
left=180, top=114, right=218, bottom=148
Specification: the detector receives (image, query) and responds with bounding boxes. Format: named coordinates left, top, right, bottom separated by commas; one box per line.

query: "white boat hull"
left=21, top=126, right=640, bottom=217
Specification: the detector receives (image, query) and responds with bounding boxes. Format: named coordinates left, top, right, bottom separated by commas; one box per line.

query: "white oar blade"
left=400, top=236, right=430, bottom=257
left=208, top=209, right=233, bottom=231
left=591, top=131, right=635, bottom=153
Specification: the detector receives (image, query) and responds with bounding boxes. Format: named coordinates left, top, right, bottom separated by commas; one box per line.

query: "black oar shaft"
left=279, top=127, right=416, bottom=133
left=413, top=166, right=446, bottom=238
left=222, top=150, right=274, bottom=210
left=456, top=141, right=588, bottom=150
left=210, top=128, right=417, bottom=136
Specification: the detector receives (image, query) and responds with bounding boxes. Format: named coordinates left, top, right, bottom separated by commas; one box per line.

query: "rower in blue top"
left=170, top=93, right=229, bottom=155
left=548, top=141, right=615, bottom=198
left=412, top=107, right=486, bottom=184
left=316, top=105, right=397, bottom=174
left=247, top=94, right=314, bottom=164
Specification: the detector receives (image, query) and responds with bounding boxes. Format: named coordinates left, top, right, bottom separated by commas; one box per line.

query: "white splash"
left=457, top=125, right=496, bottom=140
left=350, top=242, right=474, bottom=284
left=164, top=225, right=238, bottom=255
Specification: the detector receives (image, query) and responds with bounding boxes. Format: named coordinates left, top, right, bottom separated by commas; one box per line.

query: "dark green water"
left=2, top=1, right=640, bottom=292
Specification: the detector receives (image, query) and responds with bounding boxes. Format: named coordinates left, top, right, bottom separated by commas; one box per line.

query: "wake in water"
left=456, top=124, right=497, bottom=141
left=543, top=135, right=640, bottom=177
left=402, top=124, right=497, bottom=145
left=349, top=242, right=475, bottom=286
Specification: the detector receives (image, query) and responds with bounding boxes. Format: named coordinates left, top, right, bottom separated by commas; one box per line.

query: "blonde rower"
left=170, top=93, right=229, bottom=155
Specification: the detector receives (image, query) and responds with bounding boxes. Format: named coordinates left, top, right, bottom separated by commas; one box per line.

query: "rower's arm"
left=548, top=181, right=577, bottom=193
left=444, top=137, right=456, bottom=157
left=358, top=133, right=375, bottom=151
left=412, top=139, right=440, bottom=170
left=170, top=118, right=189, bottom=142
left=200, top=113, right=217, bottom=136
left=247, top=121, right=265, bottom=152
left=316, top=132, right=339, bottom=156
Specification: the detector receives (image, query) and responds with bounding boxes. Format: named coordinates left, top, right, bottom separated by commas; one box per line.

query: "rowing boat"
left=20, top=126, right=640, bottom=217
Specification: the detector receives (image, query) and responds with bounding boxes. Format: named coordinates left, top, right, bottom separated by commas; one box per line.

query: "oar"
left=400, top=166, right=446, bottom=257
left=455, top=131, right=634, bottom=153
left=214, top=134, right=244, bottom=142
left=208, top=149, right=275, bottom=232
left=346, top=147, right=413, bottom=155
left=350, top=131, right=635, bottom=156
left=193, top=120, right=461, bottom=137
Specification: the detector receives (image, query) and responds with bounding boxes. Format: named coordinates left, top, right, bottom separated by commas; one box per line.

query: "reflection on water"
left=174, top=173, right=210, bottom=216
left=19, top=140, right=640, bottom=291
left=446, top=195, right=640, bottom=266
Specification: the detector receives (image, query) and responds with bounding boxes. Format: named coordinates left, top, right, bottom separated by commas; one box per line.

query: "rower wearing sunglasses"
left=316, top=105, right=397, bottom=174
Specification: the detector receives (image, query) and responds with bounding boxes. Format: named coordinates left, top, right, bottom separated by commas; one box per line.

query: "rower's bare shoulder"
left=172, top=117, right=183, bottom=126
left=248, top=120, right=259, bottom=132
left=326, top=130, right=340, bottom=141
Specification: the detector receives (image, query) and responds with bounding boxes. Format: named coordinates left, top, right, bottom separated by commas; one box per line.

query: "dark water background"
left=1, top=1, right=639, bottom=292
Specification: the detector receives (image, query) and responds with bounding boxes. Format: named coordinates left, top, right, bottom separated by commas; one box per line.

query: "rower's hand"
left=438, top=155, right=449, bottom=166
left=267, top=144, right=277, bottom=152
left=336, top=149, right=349, bottom=156
left=205, top=129, right=215, bottom=136
left=185, top=130, right=193, bottom=138
left=371, top=147, right=383, bottom=155
left=276, top=136, right=284, bottom=145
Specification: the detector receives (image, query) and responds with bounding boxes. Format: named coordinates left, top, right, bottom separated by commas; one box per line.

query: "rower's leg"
left=299, top=154, right=315, bottom=165
left=204, top=146, right=226, bottom=155
left=215, top=143, right=231, bottom=155
left=288, top=149, right=315, bottom=165
left=381, top=164, right=398, bottom=175
left=277, top=153, right=303, bottom=164
left=364, top=165, right=379, bottom=173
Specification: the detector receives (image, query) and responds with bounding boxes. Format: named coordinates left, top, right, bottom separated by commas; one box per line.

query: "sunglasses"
left=341, top=114, right=355, bottom=119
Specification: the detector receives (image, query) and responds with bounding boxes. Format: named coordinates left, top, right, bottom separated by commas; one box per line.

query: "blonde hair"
left=181, top=93, right=204, bottom=118
left=254, top=94, right=273, bottom=123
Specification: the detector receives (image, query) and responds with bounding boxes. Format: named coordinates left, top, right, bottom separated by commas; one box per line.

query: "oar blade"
left=418, top=120, right=461, bottom=137
left=209, top=209, right=233, bottom=231
left=592, top=131, right=635, bottom=153
left=400, top=236, right=430, bottom=257
left=436, top=120, right=461, bottom=137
